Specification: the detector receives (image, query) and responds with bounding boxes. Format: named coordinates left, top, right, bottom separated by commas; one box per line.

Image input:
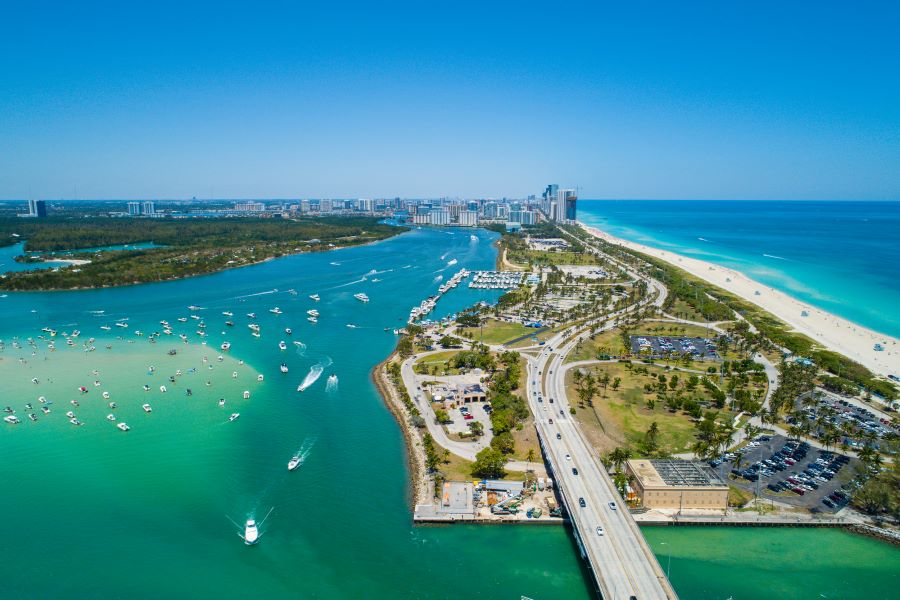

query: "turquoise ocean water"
left=0, top=226, right=897, bottom=599
left=578, top=200, right=900, bottom=338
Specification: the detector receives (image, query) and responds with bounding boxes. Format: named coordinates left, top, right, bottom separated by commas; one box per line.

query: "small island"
left=0, top=216, right=404, bottom=290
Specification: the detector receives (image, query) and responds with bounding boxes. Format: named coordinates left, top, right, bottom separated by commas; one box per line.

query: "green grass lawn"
left=459, top=318, right=536, bottom=345
left=414, top=350, right=463, bottom=375
left=565, top=362, right=727, bottom=456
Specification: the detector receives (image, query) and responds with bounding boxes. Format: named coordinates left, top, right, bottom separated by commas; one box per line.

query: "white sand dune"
left=580, top=223, right=900, bottom=379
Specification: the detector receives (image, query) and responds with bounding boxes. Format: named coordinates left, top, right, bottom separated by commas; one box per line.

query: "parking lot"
left=630, top=335, right=719, bottom=359
left=444, top=402, right=492, bottom=435
left=792, top=390, right=896, bottom=452
left=712, top=435, right=858, bottom=513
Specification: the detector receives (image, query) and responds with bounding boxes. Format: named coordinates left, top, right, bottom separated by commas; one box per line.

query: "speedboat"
left=4, top=415, right=20, bottom=424
left=222, top=311, right=233, bottom=317
left=188, top=305, right=201, bottom=311
left=109, top=402, right=117, bottom=409
left=177, top=317, right=187, bottom=323
left=142, top=403, right=152, bottom=413
left=278, top=340, right=287, bottom=350
left=280, top=363, right=289, bottom=374
left=160, top=385, right=167, bottom=393
left=284, top=328, right=292, bottom=335
left=117, top=422, right=130, bottom=431
left=225, top=320, right=234, bottom=327
left=100, top=325, right=112, bottom=331
left=221, top=342, right=231, bottom=351
left=106, top=414, right=116, bottom=422
left=307, top=317, right=317, bottom=324
left=269, top=307, right=282, bottom=315
left=244, top=519, right=258, bottom=545
left=41, top=406, right=50, bottom=415
left=246, top=312, right=257, bottom=319
left=354, top=293, right=369, bottom=302
left=70, top=418, right=82, bottom=426
left=229, top=413, right=240, bottom=422
left=243, top=391, right=250, bottom=399
left=28, top=413, right=38, bottom=422
left=309, top=294, right=320, bottom=301
left=143, top=384, right=151, bottom=391
left=71, top=399, right=80, bottom=407
left=288, top=455, right=302, bottom=471
left=306, top=309, right=319, bottom=317
left=66, top=411, right=76, bottom=418
left=102, top=391, right=110, bottom=399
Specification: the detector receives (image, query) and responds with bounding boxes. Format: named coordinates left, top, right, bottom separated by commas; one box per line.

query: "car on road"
left=565, top=454, right=571, bottom=461
left=572, top=468, right=579, bottom=475
left=548, top=418, right=553, bottom=424
left=578, top=497, right=586, bottom=507
left=608, top=501, right=617, bottom=510
left=596, top=526, right=604, bottom=536
left=556, top=433, right=561, bottom=440
left=559, top=410, right=564, bottom=416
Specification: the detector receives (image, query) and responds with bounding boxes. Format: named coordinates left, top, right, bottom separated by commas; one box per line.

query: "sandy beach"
left=580, top=224, right=900, bottom=379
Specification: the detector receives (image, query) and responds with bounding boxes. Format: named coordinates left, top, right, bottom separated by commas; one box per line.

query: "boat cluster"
left=468, top=270, right=524, bottom=290
left=409, top=268, right=470, bottom=323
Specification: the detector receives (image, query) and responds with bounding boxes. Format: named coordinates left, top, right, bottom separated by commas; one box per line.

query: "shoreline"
left=371, top=351, right=431, bottom=511
left=579, top=222, right=900, bottom=379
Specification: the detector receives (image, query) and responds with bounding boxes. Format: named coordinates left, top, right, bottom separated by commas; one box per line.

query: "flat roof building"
left=626, top=459, right=728, bottom=511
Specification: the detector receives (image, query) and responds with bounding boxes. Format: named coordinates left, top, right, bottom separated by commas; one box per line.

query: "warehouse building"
left=626, top=459, right=728, bottom=511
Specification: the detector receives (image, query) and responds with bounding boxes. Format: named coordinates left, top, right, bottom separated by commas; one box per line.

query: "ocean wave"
left=762, top=254, right=788, bottom=261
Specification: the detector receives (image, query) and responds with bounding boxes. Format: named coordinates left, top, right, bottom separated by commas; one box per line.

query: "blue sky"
left=1, top=1, right=898, bottom=200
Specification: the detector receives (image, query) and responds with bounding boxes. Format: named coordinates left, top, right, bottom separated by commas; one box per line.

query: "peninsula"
left=0, top=216, right=403, bottom=290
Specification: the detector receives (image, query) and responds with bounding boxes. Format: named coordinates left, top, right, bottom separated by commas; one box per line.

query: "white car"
left=596, top=526, right=604, bottom=536
left=565, top=454, right=571, bottom=461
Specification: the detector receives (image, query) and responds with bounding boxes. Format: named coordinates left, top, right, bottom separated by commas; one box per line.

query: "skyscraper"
left=127, top=201, right=142, bottom=216
left=142, top=201, right=156, bottom=216
left=560, top=189, right=577, bottom=221
left=27, top=199, right=47, bottom=218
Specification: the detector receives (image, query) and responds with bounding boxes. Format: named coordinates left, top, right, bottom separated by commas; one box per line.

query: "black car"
left=578, top=497, right=586, bottom=508
left=556, top=433, right=562, bottom=440
left=572, top=468, right=579, bottom=475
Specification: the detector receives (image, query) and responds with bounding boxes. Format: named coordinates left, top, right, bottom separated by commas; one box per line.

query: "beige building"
left=626, top=459, right=728, bottom=511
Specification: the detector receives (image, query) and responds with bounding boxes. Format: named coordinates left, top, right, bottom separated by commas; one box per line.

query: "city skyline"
left=2, top=2, right=899, bottom=200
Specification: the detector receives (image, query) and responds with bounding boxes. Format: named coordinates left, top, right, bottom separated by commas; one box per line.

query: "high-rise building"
left=561, top=189, right=577, bottom=221
left=429, top=208, right=450, bottom=226
left=127, top=201, right=142, bottom=216
left=358, top=198, right=373, bottom=212
left=234, top=201, right=265, bottom=212
left=27, top=199, right=48, bottom=218
left=142, top=201, right=156, bottom=216
left=458, top=211, right=478, bottom=227
left=320, top=199, right=332, bottom=213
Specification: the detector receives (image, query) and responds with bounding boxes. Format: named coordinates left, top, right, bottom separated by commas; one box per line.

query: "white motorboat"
left=66, top=411, right=76, bottom=418
left=222, top=311, right=233, bottom=317
left=244, top=519, right=258, bottom=545
left=4, top=415, right=20, bottom=424
left=177, top=317, right=188, bottom=323
left=354, top=293, right=369, bottom=302
left=160, top=385, right=167, bottom=393
left=102, top=391, right=110, bottom=399
left=288, top=456, right=302, bottom=471
left=41, top=406, right=50, bottom=414
left=100, top=325, right=112, bottom=331
left=221, top=342, right=231, bottom=351
left=106, top=414, right=116, bottom=422
left=28, top=413, right=37, bottom=422
left=278, top=340, right=287, bottom=350
left=306, top=309, right=319, bottom=317
left=307, top=317, right=317, bottom=323
left=69, top=418, right=82, bottom=426
left=246, top=312, right=257, bottom=319
left=142, top=403, right=152, bottom=413
left=109, top=402, right=117, bottom=409
left=117, top=422, right=130, bottom=431
left=309, top=294, right=320, bottom=301
left=188, top=305, right=201, bottom=311
left=218, top=398, right=225, bottom=407
left=269, top=307, right=282, bottom=315
left=280, top=363, right=289, bottom=374
left=229, top=413, right=240, bottom=422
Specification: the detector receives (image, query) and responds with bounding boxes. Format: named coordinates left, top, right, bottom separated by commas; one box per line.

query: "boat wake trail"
left=297, top=356, right=332, bottom=392
left=293, top=341, right=307, bottom=356
left=233, top=289, right=279, bottom=300
left=433, top=275, right=443, bottom=283
left=323, top=277, right=367, bottom=290
left=763, top=253, right=788, bottom=261
left=325, top=374, right=338, bottom=394
left=295, top=436, right=318, bottom=463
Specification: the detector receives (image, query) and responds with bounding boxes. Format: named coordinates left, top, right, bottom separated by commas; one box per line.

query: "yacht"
left=280, top=363, right=289, bottom=374
left=222, top=311, right=233, bottom=317
left=269, top=307, right=282, bottom=315
left=100, top=325, right=112, bottom=331
left=69, top=418, right=82, bottom=426
left=71, top=399, right=80, bottom=407
left=244, top=519, right=258, bottom=545
left=284, top=327, right=292, bottom=335
left=346, top=324, right=358, bottom=329
left=177, top=317, right=188, bottom=323
left=41, top=406, right=50, bottom=415
left=243, top=391, right=250, bottom=399
left=229, top=413, right=240, bottom=422
left=116, top=322, right=128, bottom=328
left=66, top=411, right=76, bottom=418
left=188, top=305, right=201, bottom=311
left=4, top=415, right=20, bottom=424
left=102, top=391, right=111, bottom=399
left=106, top=414, right=116, bottom=422
left=117, top=422, right=130, bottom=431
left=218, top=398, right=226, bottom=407
left=142, top=403, right=152, bottom=413
left=354, top=293, right=370, bottom=302
left=307, top=317, right=317, bottom=324
left=246, top=312, right=257, bottom=319
left=28, top=413, right=38, bottom=422
left=109, top=402, right=117, bottom=409
left=306, top=309, right=319, bottom=317
left=252, top=331, right=261, bottom=338
left=278, top=340, right=287, bottom=350
left=288, top=455, right=302, bottom=471
left=309, top=294, right=320, bottom=301
left=221, top=341, right=231, bottom=351
left=225, top=320, right=234, bottom=327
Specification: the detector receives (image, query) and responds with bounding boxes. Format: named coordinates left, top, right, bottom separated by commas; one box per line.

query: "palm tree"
left=525, top=448, right=536, bottom=473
